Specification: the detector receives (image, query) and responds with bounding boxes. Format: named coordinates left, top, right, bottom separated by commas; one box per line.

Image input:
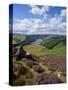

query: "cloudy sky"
left=11, top=4, right=66, bottom=35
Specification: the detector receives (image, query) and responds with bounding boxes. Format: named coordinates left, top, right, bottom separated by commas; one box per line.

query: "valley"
left=12, top=34, right=66, bottom=86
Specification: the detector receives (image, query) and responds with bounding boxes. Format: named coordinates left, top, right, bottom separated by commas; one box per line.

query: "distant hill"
left=22, top=35, right=48, bottom=45
left=13, top=34, right=26, bottom=45
left=12, top=34, right=66, bottom=56
left=13, top=34, right=66, bottom=46
left=40, top=36, right=66, bottom=49
left=13, top=34, right=48, bottom=46
left=23, top=42, right=66, bottom=56
left=23, top=35, right=66, bottom=56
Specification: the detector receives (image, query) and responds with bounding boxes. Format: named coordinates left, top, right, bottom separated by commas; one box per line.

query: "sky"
left=10, top=4, right=66, bottom=35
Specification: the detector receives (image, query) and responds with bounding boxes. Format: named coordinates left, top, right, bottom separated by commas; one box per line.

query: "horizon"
left=13, top=32, right=66, bottom=36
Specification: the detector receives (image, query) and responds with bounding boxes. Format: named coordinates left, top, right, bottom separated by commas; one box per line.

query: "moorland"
left=12, top=34, right=66, bottom=86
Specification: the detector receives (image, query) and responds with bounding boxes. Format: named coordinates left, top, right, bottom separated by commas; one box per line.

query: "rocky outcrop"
left=16, top=46, right=26, bottom=60
left=15, top=45, right=36, bottom=61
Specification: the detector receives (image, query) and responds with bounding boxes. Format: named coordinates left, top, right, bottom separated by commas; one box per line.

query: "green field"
left=13, top=34, right=66, bottom=56
left=13, top=35, right=26, bottom=44
left=24, top=45, right=48, bottom=56
left=41, top=36, right=66, bottom=49
left=24, top=42, right=66, bottom=56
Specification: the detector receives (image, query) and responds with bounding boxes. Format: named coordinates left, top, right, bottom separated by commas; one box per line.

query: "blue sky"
left=10, top=4, right=66, bottom=35
left=13, top=4, right=65, bottom=19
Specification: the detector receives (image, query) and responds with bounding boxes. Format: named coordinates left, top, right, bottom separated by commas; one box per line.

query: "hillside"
left=51, top=42, right=66, bottom=56
left=12, top=34, right=66, bottom=56
left=24, top=45, right=48, bottom=56
left=23, top=42, right=65, bottom=56
left=41, top=36, right=66, bottom=49
left=12, top=34, right=66, bottom=85
left=13, top=34, right=26, bottom=44
left=13, top=34, right=48, bottom=45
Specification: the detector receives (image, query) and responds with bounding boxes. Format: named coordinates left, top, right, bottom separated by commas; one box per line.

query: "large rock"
left=16, top=46, right=26, bottom=60
left=16, top=45, right=37, bottom=61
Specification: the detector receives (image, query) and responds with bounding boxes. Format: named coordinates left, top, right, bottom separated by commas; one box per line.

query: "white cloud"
left=13, top=18, right=43, bottom=34
left=13, top=8, right=66, bottom=35
left=29, top=5, right=49, bottom=16
left=13, top=17, right=66, bottom=35
left=60, top=9, right=66, bottom=17
left=50, top=15, right=62, bottom=25
left=44, top=14, right=48, bottom=20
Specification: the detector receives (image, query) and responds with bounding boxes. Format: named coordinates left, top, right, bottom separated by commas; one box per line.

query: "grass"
left=51, top=42, right=66, bottom=56
left=41, top=36, right=65, bottom=49
left=13, top=40, right=17, bottom=44
left=23, top=43, right=66, bottom=56
left=13, top=35, right=26, bottom=44
left=13, top=34, right=66, bottom=56
left=24, top=45, right=49, bottom=56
